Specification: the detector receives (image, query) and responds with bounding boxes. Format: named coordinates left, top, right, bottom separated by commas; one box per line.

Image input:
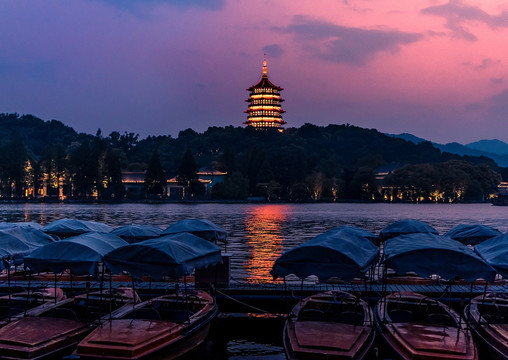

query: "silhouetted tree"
left=70, top=139, right=98, bottom=199
left=41, top=143, right=68, bottom=198
left=102, top=148, right=125, bottom=199
left=144, top=149, right=166, bottom=197
left=0, top=135, right=29, bottom=197
left=177, top=147, right=198, bottom=198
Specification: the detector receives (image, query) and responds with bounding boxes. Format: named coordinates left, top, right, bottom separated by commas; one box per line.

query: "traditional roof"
left=375, top=163, right=401, bottom=176
left=246, top=58, right=283, bottom=91
left=166, top=175, right=210, bottom=185
left=122, top=171, right=145, bottom=183
left=197, top=167, right=227, bottom=176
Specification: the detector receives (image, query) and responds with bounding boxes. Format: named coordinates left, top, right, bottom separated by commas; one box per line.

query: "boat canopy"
left=111, top=224, right=162, bottom=243
left=271, top=227, right=379, bottom=281
left=380, top=219, right=438, bottom=241
left=0, top=222, right=43, bottom=230
left=475, top=234, right=508, bottom=278
left=333, top=225, right=379, bottom=245
left=0, top=232, right=31, bottom=269
left=383, top=233, right=496, bottom=282
left=0, top=227, right=55, bottom=250
left=161, top=219, right=227, bottom=243
left=42, top=218, right=113, bottom=237
left=24, top=232, right=128, bottom=275
left=445, top=224, right=501, bottom=245
left=104, top=232, right=223, bottom=279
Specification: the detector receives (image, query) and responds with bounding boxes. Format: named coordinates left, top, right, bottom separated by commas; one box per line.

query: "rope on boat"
left=214, top=288, right=271, bottom=314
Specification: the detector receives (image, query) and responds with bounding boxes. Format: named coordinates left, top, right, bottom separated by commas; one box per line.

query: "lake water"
left=3, top=202, right=508, bottom=283
left=2, top=202, right=507, bottom=359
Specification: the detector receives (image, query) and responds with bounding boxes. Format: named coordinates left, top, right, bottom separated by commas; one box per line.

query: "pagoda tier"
left=244, top=58, right=286, bottom=132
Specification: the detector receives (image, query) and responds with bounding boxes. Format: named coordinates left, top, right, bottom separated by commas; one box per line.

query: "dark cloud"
left=490, top=78, right=505, bottom=85
left=426, top=30, right=447, bottom=37
left=475, top=58, right=501, bottom=70
left=275, top=16, right=422, bottom=65
left=461, top=58, right=502, bottom=70
left=89, top=0, right=225, bottom=11
left=467, top=88, right=508, bottom=119
left=262, top=44, right=284, bottom=58
left=487, top=89, right=508, bottom=117
left=421, top=0, right=508, bottom=41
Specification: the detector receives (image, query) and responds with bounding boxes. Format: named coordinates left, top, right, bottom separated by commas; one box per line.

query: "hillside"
left=466, top=139, right=508, bottom=155
left=0, top=113, right=504, bottom=201
left=0, top=114, right=502, bottom=174
left=389, top=133, right=508, bottom=167
left=0, top=113, right=82, bottom=158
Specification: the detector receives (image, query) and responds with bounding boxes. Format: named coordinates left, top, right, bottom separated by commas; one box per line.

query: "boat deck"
left=2, top=279, right=505, bottom=317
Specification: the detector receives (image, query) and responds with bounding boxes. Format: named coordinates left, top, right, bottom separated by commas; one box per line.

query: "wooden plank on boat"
left=0, top=317, right=86, bottom=347
left=392, top=323, right=467, bottom=355
left=294, top=321, right=364, bottom=351
left=87, top=319, right=180, bottom=347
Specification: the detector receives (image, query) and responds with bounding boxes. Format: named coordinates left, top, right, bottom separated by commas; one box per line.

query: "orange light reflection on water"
left=243, top=205, right=290, bottom=283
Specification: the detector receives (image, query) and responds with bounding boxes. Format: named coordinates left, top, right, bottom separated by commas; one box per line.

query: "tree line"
left=0, top=113, right=504, bottom=202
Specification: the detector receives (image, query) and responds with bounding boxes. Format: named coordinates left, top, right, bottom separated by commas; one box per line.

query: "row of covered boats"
left=0, top=218, right=508, bottom=359
left=0, top=219, right=227, bottom=360
left=272, top=220, right=508, bottom=360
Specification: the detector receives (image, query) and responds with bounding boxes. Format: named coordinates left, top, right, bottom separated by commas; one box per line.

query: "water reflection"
left=1, top=202, right=508, bottom=284
left=243, top=205, right=290, bottom=283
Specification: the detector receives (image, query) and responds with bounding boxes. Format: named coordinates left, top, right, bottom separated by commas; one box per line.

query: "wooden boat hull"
left=76, top=290, right=217, bottom=360
left=0, top=288, right=138, bottom=360
left=464, top=294, right=508, bottom=360
left=283, top=291, right=375, bottom=360
left=375, top=292, right=477, bottom=360
left=0, top=317, right=92, bottom=360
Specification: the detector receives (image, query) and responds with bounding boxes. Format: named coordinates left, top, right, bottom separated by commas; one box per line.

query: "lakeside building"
left=121, top=169, right=227, bottom=199
left=375, top=163, right=401, bottom=187
left=244, top=57, right=286, bottom=132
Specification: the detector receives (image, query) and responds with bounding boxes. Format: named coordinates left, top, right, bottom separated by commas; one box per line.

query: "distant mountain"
left=388, top=133, right=428, bottom=144
left=389, top=133, right=508, bottom=167
left=466, top=139, right=508, bottom=155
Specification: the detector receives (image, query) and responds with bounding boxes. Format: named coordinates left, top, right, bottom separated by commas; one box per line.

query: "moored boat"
left=464, top=293, right=508, bottom=360
left=76, top=289, right=217, bottom=360
left=0, top=287, right=138, bottom=360
left=74, top=233, right=223, bottom=360
left=284, top=291, right=374, bottom=360
left=272, top=227, right=379, bottom=360
left=375, top=233, right=498, bottom=360
left=375, top=291, right=477, bottom=360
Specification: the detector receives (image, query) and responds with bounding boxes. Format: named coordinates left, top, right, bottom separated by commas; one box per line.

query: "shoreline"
left=0, top=198, right=493, bottom=205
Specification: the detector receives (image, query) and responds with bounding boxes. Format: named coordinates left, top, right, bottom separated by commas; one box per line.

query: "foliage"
left=144, top=149, right=166, bottom=197
left=0, top=113, right=504, bottom=202
left=384, top=160, right=501, bottom=202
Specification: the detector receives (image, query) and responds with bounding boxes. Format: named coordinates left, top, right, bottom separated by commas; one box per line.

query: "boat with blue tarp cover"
left=375, top=232, right=497, bottom=360
left=161, top=218, right=228, bottom=243
left=0, top=232, right=134, bottom=360
left=75, top=232, right=222, bottom=360
left=273, top=226, right=379, bottom=360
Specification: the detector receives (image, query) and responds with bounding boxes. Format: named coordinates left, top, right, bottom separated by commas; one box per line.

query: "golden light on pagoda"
left=244, top=56, right=286, bottom=132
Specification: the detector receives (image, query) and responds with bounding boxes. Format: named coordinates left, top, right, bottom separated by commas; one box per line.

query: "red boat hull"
left=283, top=291, right=375, bottom=360
left=375, top=292, right=477, bottom=360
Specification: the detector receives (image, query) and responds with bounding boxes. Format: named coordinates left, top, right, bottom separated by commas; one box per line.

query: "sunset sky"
left=1, top=0, right=508, bottom=144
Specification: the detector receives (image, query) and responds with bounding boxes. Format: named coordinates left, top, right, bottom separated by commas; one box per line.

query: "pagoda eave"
left=243, top=119, right=287, bottom=125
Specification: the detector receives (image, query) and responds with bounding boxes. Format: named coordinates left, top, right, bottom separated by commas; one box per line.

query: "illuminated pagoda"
left=244, top=57, right=286, bottom=132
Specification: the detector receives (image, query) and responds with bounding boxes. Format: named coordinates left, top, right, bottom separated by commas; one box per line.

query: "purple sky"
left=1, top=0, right=508, bottom=144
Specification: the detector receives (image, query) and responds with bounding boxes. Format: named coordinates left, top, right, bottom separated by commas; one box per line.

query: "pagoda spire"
left=262, top=54, right=268, bottom=78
